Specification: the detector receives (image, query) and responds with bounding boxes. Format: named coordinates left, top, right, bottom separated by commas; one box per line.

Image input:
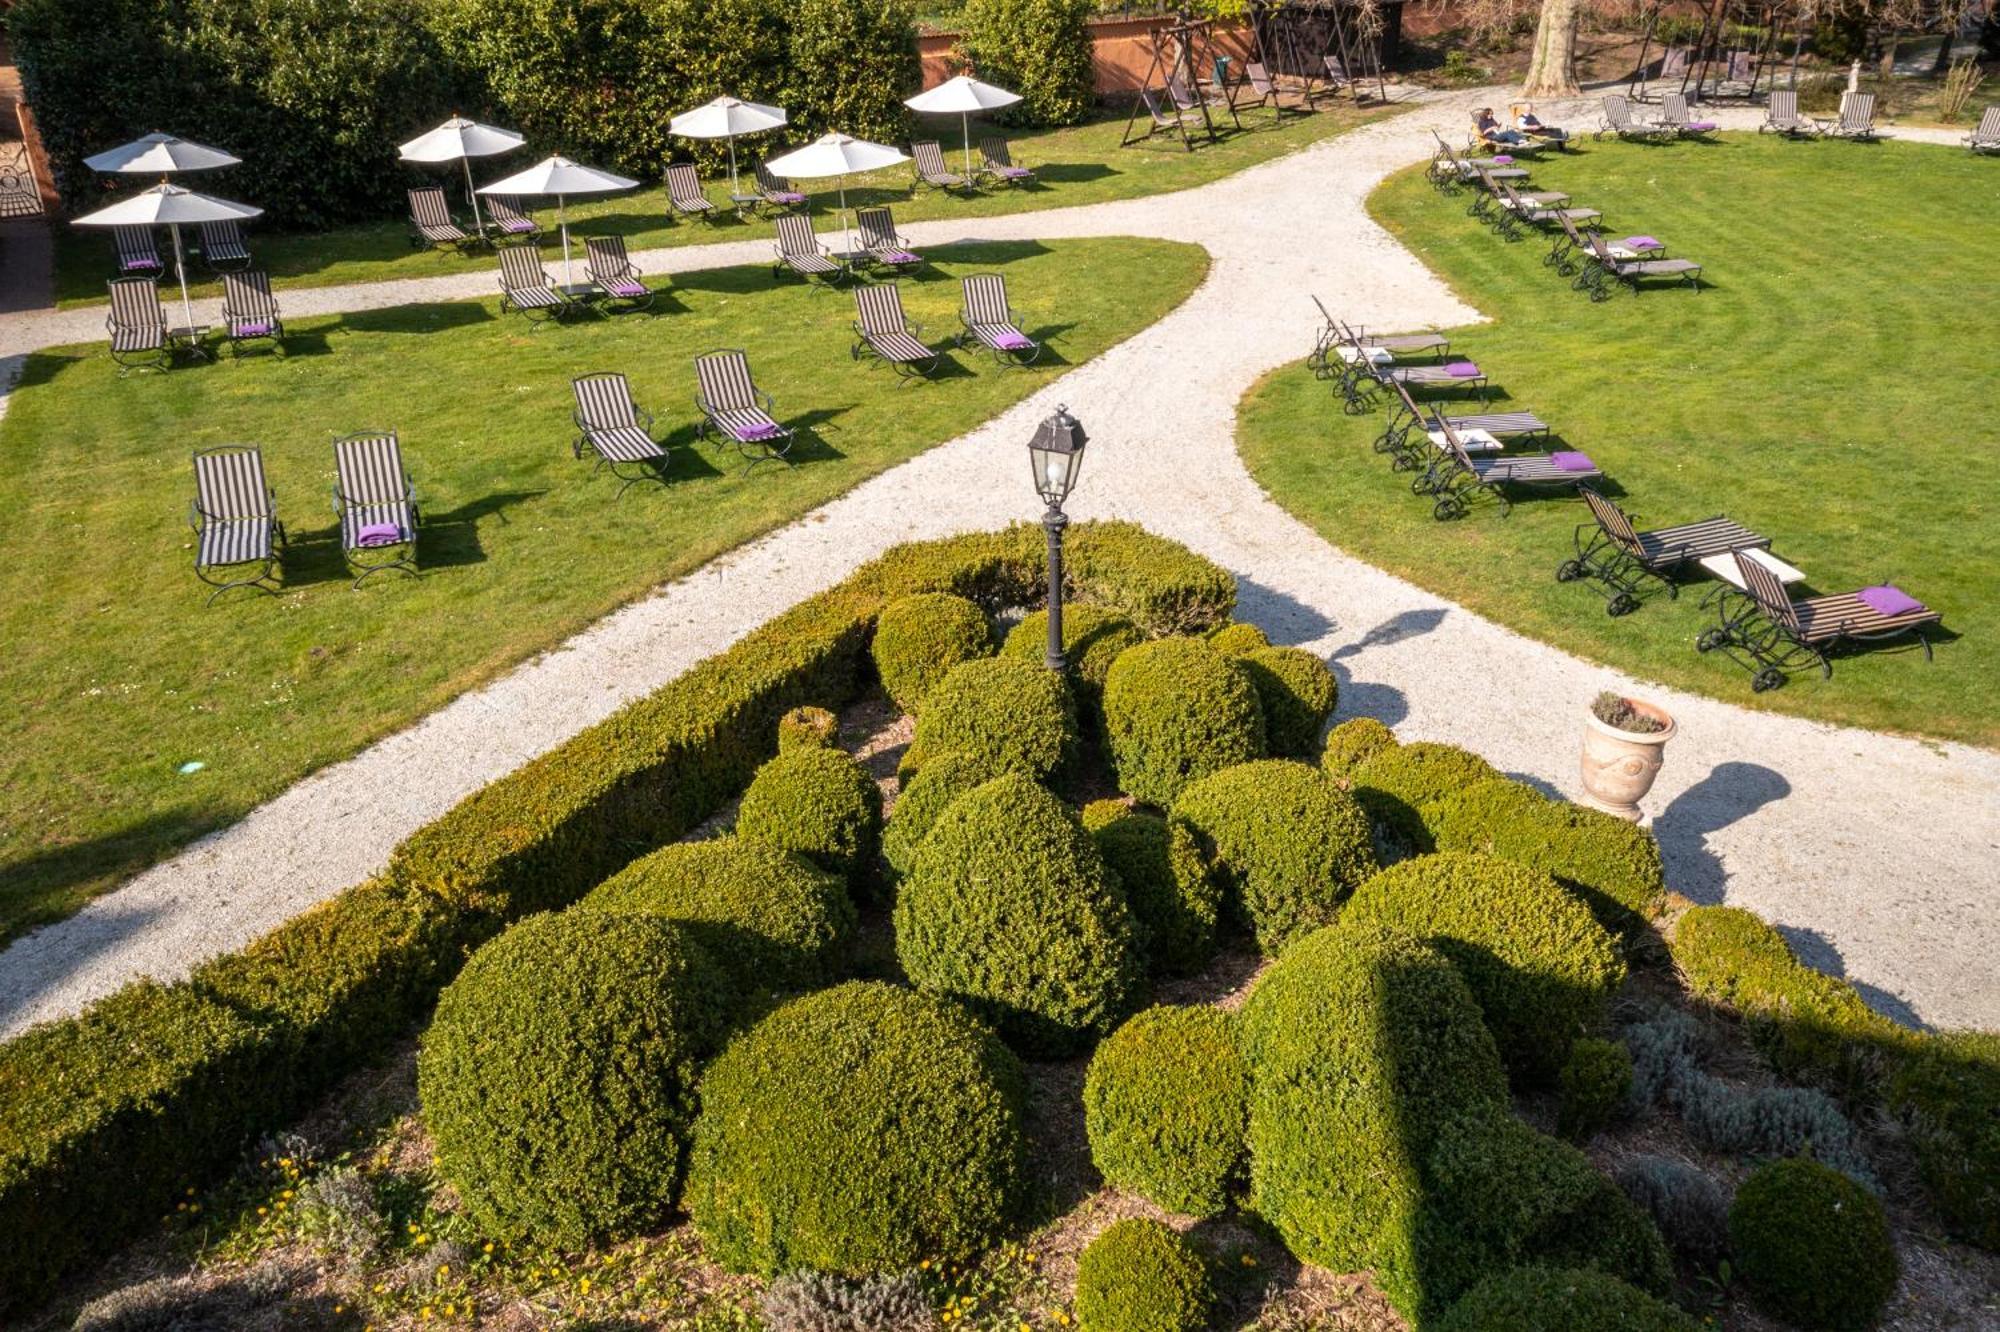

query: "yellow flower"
left=256, top=1206, right=268, bottom=1217
left=436, top=1265, right=449, bottom=1279
left=482, top=1242, right=494, bottom=1255
left=579, top=1278, right=592, bottom=1295
left=1240, top=1253, right=1257, bottom=1267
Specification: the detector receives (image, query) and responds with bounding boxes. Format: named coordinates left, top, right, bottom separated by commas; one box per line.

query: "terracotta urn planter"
left=1579, top=695, right=1676, bottom=823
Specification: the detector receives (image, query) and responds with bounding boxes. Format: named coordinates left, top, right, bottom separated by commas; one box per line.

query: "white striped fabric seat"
left=865, top=330, right=933, bottom=363
left=334, top=434, right=415, bottom=545
left=854, top=285, right=932, bottom=365
left=507, top=284, right=563, bottom=308
left=586, top=425, right=666, bottom=461
left=708, top=407, right=783, bottom=442
left=574, top=373, right=643, bottom=428
left=110, top=324, right=163, bottom=353
left=198, top=517, right=276, bottom=568
left=408, top=188, right=469, bottom=243
left=114, top=225, right=163, bottom=273
left=667, top=165, right=715, bottom=216
left=200, top=221, right=250, bottom=263
left=695, top=351, right=758, bottom=414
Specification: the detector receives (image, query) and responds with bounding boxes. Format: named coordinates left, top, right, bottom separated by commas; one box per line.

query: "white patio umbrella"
left=71, top=182, right=262, bottom=329
left=477, top=155, right=638, bottom=283
left=399, top=115, right=527, bottom=239
left=84, top=131, right=241, bottom=176
left=761, top=132, right=909, bottom=250
left=668, top=96, right=788, bottom=197
left=904, top=75, right=1022, bottom=179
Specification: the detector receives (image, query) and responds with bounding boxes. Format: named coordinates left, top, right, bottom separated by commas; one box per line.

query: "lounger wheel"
left=1695, top=628, right=1727, bottom=653
left=1410, top=474, right=1433, bottom=495
left=1432, top=496, right=1464, bottom=522
left=1555, top=559, right=1584, bottom=583
left=1750, top=667, right=1786, bottom=693
left=1606, top=592, right=1640, bottom=617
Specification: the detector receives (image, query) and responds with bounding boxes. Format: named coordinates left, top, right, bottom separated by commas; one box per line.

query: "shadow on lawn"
left=0, top=809, right=224, bottom=955
left=338, top=302, right=496, bottom=335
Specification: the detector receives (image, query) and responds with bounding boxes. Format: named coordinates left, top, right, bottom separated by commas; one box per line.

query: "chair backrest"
left=113, top=225, right=160, bottom=267
left=1438, top=418, right=1477, bottom=472
left=1139, top=88, right=1173, bottom=127
left=408, top=187, right=452, bottom=228
left=1165, top=74, right=1199, bottom=111
left=694, top=349, right=758, bottom=414
left=200, top=219, right=244, bottom=249
left=1246, top=61, right=1277, bottom=94
left=1734, top=551, right=1801, bottom=629
left=666, top=163, right=706, bottom=205
left=496, top=244, right=547, bottom=291
left=1604, top=94, right=1633, bottom=127
left=1324, top=54, right=1349, bottom=82
left=961, top=273, right=1010, bottom=325
left=1580, top=487, right=1641, bottom=552
left=584, top=235, right=632, bottom=281
left=334, top=431, right=407, bottom=507
left=1662, top=92, right=1691, bottom=124
left=856, top=207, right=898, bottom=250
left=1583, top=229, right=1617, bottom=265
left=222, top=269, right=278, bottom=319
left=1839, top=91, right=1875, bottom=130
left=193, top=446, right=273, bottom=521
left=980, top=136, right=1013, bottom=167
left=754, top=161, right=789, bottom=193
left=1974, top=105, right=2000, bottom=141
left=1660, top=46, right=1689, bottom=76
left=487, top=195, right=533, bottom=224
left=853, top=283, right=907, bottom=336
left=1390, top=377, right=1427, bottom=424
left=573, top=372, right=639, bottom=429
left=774, top=212, right=819, bottom=258
left=1496, top=178, right=1528, bottom=211
left=1768, top=89, right=1798, bottom=122
left=912, top=141, right=949, bottom=175
left=107, top=275, right=165, bottom=331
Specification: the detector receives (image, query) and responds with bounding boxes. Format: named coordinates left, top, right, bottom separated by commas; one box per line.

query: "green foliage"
left=1321, top=715, right=1398, bottom=777
left=895, top=774, right=1141, bottom=1055
left=1730, top=1157, right=1898, bottom=1332
left=1343, top=853, right=1626, bottom=1084
left=1614, top=1156, right=1731, bottom=1267
left=1073, top=1219, right=1215, bottom=1332
left=1349, top=741, right=1502, bottom=854
left=1559, top=1038, right=1633, bottom=1142
left=1238, top=646, right=1338, bottom=759
left=954, top=0, right=1096, bottom=126
left=781, top=0, right=922, bottom=143
left=417, top=911, right=730, bottom=1248
left=1083, top=801, right=1218, bottom=975
left=1205, top=621, right=1270, bottom=656
left=1888, top=1029, right=2000, bottom=1250
left=1083, top=1006, right=1247, bottom=1217
left=1103, top=637, right=1267, bottom=808
left=777, top=705, right=839, bottom=752
left=1436, top=1266, right=1702, bottom=1332
left=1170, top=760, right=1376, bottom=955
left=882, top=749, right=1013, bottom=879
left=871, top=592, right=995, bottom=714
left=582, top=837, right=855, bottom=994
left=902, top=657, right=1080, bottom=787
left=734, top=743, right=884, bottom=894
left=686, top=981, right=1027, bottom=1275
left=1059, top=521, right=1237, bottom=637
left=1000, top=604, right=1144, bottom=732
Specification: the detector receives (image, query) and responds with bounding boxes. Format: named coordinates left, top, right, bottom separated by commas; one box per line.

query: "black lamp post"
left=1027, top=405, right=1088, bottom=672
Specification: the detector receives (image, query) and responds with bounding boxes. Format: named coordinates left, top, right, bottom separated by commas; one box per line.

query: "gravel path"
left=3, top=93, right=1993, bottom=1038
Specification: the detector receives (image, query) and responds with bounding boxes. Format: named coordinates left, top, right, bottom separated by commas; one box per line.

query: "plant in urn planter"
left=1580, top=692, right=1676, bottom=823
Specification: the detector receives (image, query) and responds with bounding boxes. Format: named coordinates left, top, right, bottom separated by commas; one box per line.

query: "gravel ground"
left=2, top=91, right=1994, bottom=1039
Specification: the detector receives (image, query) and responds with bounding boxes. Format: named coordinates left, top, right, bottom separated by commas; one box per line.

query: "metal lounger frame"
left=571, top=371, right=672, bottom=496
left=1697, top=551, right=1939, bottom=690
left=693, top=348, right=794, bottom=470
left=1557, top=485, right=1768, bottom=615
left=333, top=430, right=421, bottom=585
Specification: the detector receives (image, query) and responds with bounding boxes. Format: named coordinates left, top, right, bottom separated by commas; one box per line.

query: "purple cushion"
left=1491, top=154, right=1514, bottom=165
left=882, top=250, right=921, bottom=266
left=1857, top=584, right=1924, bottom=617
left=1687, top=120, right=1719, bottom=132
left=608, top=279, right=646, bottom=297
left=774, top=191, right=806, bottom=204
left=1552, top=450, right=1597, bottom=472
left=123, top=259, right=162, bottom=272
left=1445, top=361, right=1482, bottom=378
left=998, top=166, right=1032, bottom=178
left=501, top=220, right=534, bottom=233
left=233, top=320, right=274, bottom=337
left=733, top=422, right=782, bottom=442
left=994, top=332, right=1034, bottom=351
left=356, top=522, right=404, bottom=547
left=1621, top=235, right=1662, bottom=250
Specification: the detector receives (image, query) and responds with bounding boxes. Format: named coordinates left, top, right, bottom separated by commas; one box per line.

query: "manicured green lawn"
left=1239, top=136, right=2000, bottom=746
left=0, top=237, right=1208, bottom=943
left=52, top=102, right=1380, bottom=308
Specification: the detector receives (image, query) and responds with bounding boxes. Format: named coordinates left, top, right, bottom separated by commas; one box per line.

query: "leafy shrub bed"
left=1237, top=645, right=1338, bottom=758
left=901, top=657, right=1080, bottom=787
left=1729, top=1157, right=1898, bottom=1332
left=1436, top=1266, right=1701, bottom=1332
left=1083, top=1005, right=1247, bottom=1217
left=871, top=592, right=995, bottom=715
left=1349, top=741, right=1501, bottom=853
left=1000, top=604, right=1142, bottom=735
left=735, top=744, right=883, bottom=890
left=1081, top=800, right=1217, bottom=975
left=1073, top=1219, right=1214, bottom=1332
left=1103, top=637, right=1267, bottom=808
left=1321, top=715, right=1397, bottom=776
left=881, top=749, right=1012, bottom=879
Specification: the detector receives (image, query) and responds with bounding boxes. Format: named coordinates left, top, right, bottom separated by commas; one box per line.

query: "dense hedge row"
left=955, top=0, right=1097, bottom=127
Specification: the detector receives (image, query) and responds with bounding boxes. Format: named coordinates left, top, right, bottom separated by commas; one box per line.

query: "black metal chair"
left=221, top=270, right=285, bottom=357
left=1698, top=552, right=1940, bottom=691
left=333, top=431, right=420, bottom=586
left=694, top=349, right=794, bottom=470
left=851, top=284, right=940, bottom=382
left=1558, top=486, right=1769, bottom=616
left=190, top=445, right=285, bottom=603
left=571, top=372, right=672, bottom=496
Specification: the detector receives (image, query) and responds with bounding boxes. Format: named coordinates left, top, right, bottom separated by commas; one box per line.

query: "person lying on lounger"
left=1474, top=108, right=1529, bottom=147
left=1513, top=103, right=1569, bottom=142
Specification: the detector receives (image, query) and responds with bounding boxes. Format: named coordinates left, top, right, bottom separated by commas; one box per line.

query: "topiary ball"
left=1170, top=760, right=1377, bottom=955
left=1729, top=1157, right=1898, bottom=1332
left=777, top=705, right=839, bottom=752
left=1103, top=637, right=1267, bottom=808
left=686, top=981, right=1027, bottom=1277
left=1206, top=621, right=1270, bottom=657
left=1000, top=604, right=1144, bottom=727
left=1082, top=800, right=1218, bottom=975
left=418, top=912, right=729, bottom=1249
left=1238, top=646, right=1337, bottom=759
left=582, top=838, right=855, bottom=995
left=1074, top=1218, right=1214, bottom=1332
left=1350, top=741, right=1501, bottom=854
left=901, top=657, right=1079, bottom=787
left=735, top=744, right=883, bottom=891
left=1558, top=1037, right=1634, bottom=1141
left=1083, top=1005, right=1247, bottom=1217
left=1435, top=1266, right=1702, bottom=1332
left=1342, top=853, right=1625, bottom=1084
left=1322, top=715, right=1398, bottom=778
left=895, top=773, right=1141, bottom=1057
left=871, top=592, right=994, bottom=714
left=882, top=749, right=1012, bottom=880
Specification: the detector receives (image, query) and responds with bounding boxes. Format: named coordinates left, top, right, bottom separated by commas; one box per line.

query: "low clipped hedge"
left=871, top=592, right=994, bottom=714
left=734, top=744, right=883, bottom=889
left=1559, top=1037, right=1633, bottom=1142
left=777, top=705, right=838, bottom=751
left=1730, top=1157, right=1898, bottom=1332
left=418, top=912, right=730, bottom=1248
left=901, top=657, right=1080, bottom=788
left=1343, top=854, right=1626, bottom=1084
left=1000, top=604, right=1143, bottom=733
left=1437, top=1267, right=1702, bottom=1332
left=1322, top=715, right=1398, bottom=777
left=882, top=749, right=1012, bottom=880
left=1889, top=1030, right=2000, bottom=1251
left=1350, top=741, right=1501, bottom=853
left=1238, top=646, right=1338, bottom=759
left=1104, top=637, right=1268, bottom=808
left=1083, top=1006, right=1247, bottom=1217
left=685, top=982, right=1028, bottom=1275
left=1073, top=1219, right=1214, bottom=1332
left=1082, top=801, right=1218, bottom=975
left=1171, top=759, right=1377, bottom=955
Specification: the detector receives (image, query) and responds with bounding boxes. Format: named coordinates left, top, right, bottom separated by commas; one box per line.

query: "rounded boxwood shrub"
left=881, top=749, right=1011, bottom=879
left=1074, top=1218, right=1214, bottom=1332
left=1322, top=715, right=1398, bottom=778
left=1729, top=1157, right=1898, bottom=1332
left=1350, top=742, right=1501, bottom=853
left=582, top=837, right=855, bottom=994
left=1436, top=1266, right=1702, bottom=1332
left=1000, top=604, right=1143, bottom=727
left=777, top=705, right=838, bottom=752
left=1082, top=800, right=1218, bottom=975
left=1238, top=646, right=1338, bottom=759
left=895, top=773, right=1141, bottom=1056
left=870, top=592, right=994, bottom=714
left=686, top=981, right=1028, bottom=1276
left=1558, top=1037, right=1634, bottom=1141
left=901, top=657, right=1079, bottom=787
left=1206, top=621, right=1270, bottom=656
left=735, top=744, right=883, bottom=890
left=1103, top=637, right=1267, bottom=808
left=1083, top=1006, right=1247, bottom=1217
left=418, top=912, right=729, bottom=1248
left=1343, top=854, right=1626, bottom=1084
left=1171, top=760, right=1377, bottom=955
left=1888, top=1029, right=2000, bottom=1250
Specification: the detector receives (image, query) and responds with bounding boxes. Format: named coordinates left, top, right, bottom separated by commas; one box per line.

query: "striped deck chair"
left=1420, top=417, right=1601, bottom=520
left=851, top=283, right=939, bottom=381
left=693, top=349, right=794, bottom=469
left=772, top=213, right=843, bottom=286
left=333, top=430, right=420, bottom=585
left=1967, top=105, right=2000, bottom=154
left=1597, top=95, right=1676, bottom=142
left=105, top=276, right=169, bottom=372
left=1581, top=230, right=1701, bottom=300
left=112, top=225, right=164, bottom=277
left=189, top=446, right=285, bottom=603
left=957, top=273, right=1040, bottom=368
left=1553, top=212, right=1665, bottom=282
left=496, top=243, right=576, bottom=326
left=408, top=187, right=474, bottom=254
left=855, top=207, right=922, bottom=276
left=1761, top=89, right=1821, bottom=137
left=570, top=372, right=671, bottom=495
left=665, top=164, right=717, bottom=222
left=1826, top=91, right=1885, bottom=141
left=220, top=270, right=284, bottom=356
left=1558, top=486, right=1769, bottom=616
left=584, top=235, right=654, bottom=311
left=484, top=195, right=540, bottom=240
left=1658, top=92, right=1720, bottom=140
left=197, top=220, right=251, bottom=272
left=1699, top=552, right=1940, bottom=690
left=978, top=137, right=1036, bottom=185
left=754, top=162, right=808, bottom=211
left=911, top=140, right=969, bottom=193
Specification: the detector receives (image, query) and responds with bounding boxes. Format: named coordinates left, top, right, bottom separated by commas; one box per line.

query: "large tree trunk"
left=1522, top=0, right=1584, bottom=97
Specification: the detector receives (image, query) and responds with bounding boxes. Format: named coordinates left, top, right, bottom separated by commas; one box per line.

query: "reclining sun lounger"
left=585, top=235, right=655, bottom=311
left=957, top=273, right=1040, bottom=368
left=333, top=430, right=420, bottom=585
left=1559, top=486, right=1769, bottom=616
left=851, top=283, right=940, bottom=381
left=190, top=445, right=285, bottom=602
left=408, top=187, right=475, bottom=254
left=772, top=213, right=844, bottom=287
left=571, top=371, right=672, bottom=495
left=1419, top=417, right=1601, bottom=520
left=1698, top=550, right=1939, bottom=690
left=694, top=348, right=795, bottom=470
left=221, top=269, right=284, bottom=356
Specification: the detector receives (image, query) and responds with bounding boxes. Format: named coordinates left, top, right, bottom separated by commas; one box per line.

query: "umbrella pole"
left=728, top=136, right=740, bottom=197
left=464, top=156, right=488, bottom=243
left=963, top=111, right=973, bottom=180
left=171, top=224, right=195, bottom=330
left=559, top=194, right=573, bottom=285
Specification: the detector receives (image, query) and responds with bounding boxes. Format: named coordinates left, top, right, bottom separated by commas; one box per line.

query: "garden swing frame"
left=1121, top=15, right=1235, bottom=150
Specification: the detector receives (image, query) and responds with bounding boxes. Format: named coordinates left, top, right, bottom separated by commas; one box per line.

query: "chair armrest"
left=188, top=498, right=205, bottom=533
left=906, top=319, right=925, bottom=338
left=755, top=387, right=775, bottom=414
left=635, top=406, right=656, bottom=431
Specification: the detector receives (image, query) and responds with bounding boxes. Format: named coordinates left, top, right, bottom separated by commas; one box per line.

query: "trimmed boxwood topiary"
left=1436, top=1266, right=1702, bottom=1332
left=418, top=911, right=730, bottom=1249
left=1000, top=604, right=1143, bottom=732
left=895, top=773, right=1141, bottom=1056
left=777, top=705, right=838, bottom=752
left=1730, top=1157, right=1898, bottom=1332
left=581, top=838, right=855, bottom=994
left=1103, top=637, right=1266, bottom=808
left=1888, top=1029, right=2000, bottom=1251
left=882, top=749, right=1012, bottom=879
left=735, top=744, right=883, bottom=892
left=1206, top=621, right=1270, bottom=656
left=686, top=981, right=1028, bottom=1276
left=1074, top=1218, right=1214, bottom=1332
left=1322, top=715, right=1398, bottom=778
left=1171, top=760, right=1377, bottom=955
left=1083, top=1005, right=1247, bottom=1217
left=1082, top=800, right=1218, bottom=975
left=1238, top=646, right=1337, bottom=759
left=1558, top=1037, right=1634, bottom=1141
left=901, top=657, right=1080, bottom=787
left=1350, top=742, right=1501, bottom=854
left=1343, top=854, right=1626, bottom=1084
left=870, top=592, right=994, bottom=714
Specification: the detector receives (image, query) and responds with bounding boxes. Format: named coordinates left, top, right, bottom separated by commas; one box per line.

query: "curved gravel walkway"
left=2, top=93, right=1993, bottom=1038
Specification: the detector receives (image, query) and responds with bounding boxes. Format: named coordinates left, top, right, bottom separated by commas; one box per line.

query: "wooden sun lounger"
left=1698, top=551, right=1939, bottom=690
left=1558, top=486, right=1769, bottom=615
